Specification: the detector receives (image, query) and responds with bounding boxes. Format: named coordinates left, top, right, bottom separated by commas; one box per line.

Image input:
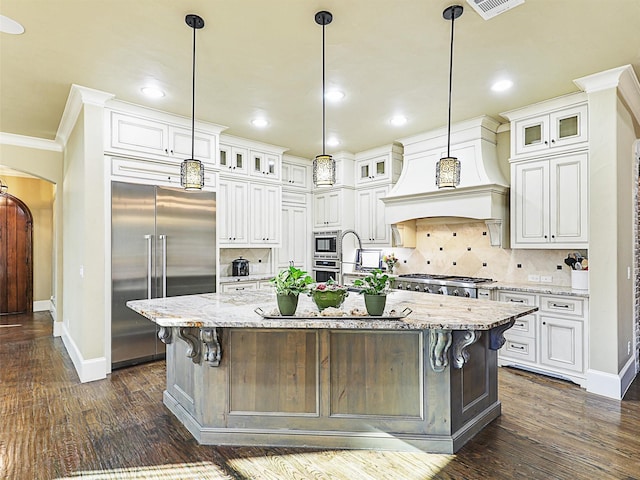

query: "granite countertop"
left=127, top=289, right=536, bottom=331
left=483, top=282, right=589, bottom=298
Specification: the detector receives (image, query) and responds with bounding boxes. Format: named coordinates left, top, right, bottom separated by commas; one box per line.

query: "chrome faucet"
left=339, top=229, right=363, bottom=284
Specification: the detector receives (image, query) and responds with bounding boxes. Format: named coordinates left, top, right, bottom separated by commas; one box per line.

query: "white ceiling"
left=1, top=0, right=639, bottom=160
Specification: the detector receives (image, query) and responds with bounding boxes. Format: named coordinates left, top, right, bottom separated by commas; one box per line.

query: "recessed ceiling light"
left=325, top=90, right=345, bottom=102
left=0, top=15, right=25, bottom=34
left=326, top=138, right=340, bottom=147
left=491, top=79, right=513, bottom=92
left=251, top=118, right=269, bottom=128
left=141, top=86, right=165, bottom=98
left=390, top=115, right=408, bottom=126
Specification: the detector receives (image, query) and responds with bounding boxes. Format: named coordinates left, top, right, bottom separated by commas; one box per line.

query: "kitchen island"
left=127, top=290, right=536, bottom=453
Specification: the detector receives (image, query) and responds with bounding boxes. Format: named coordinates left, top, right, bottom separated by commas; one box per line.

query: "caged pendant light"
left=436, top=5, right=463, bottom=189
left=312, top=10, right=336, bottom=188
left=181, top=14, right=205, bottom=190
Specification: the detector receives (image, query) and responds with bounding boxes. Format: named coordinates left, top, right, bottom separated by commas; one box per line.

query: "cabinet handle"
left=170, top=149, right=174, bottom=155
left=510, top=344, right=525, bottom=350
left=544, top=235, right=548, bottom=239
left=236, top=287, right=245, bottom=291
left=509, top=298, right=525, bottom=303
left=544, top=141, right=548, bottom=145
left=542, top=321, right=547, bottom=325
left=515, top=322, right=525, bottom=327
left=551, top=303, right=570, bottom=309
left=551, top=139, right=556, bottom=144
left=164, top=148, right=168, bottom=154
left=551, top=235, right=555, bottom=239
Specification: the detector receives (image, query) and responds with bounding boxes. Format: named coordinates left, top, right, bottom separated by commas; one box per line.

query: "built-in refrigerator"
left=111, top=181, right=216, bottom=369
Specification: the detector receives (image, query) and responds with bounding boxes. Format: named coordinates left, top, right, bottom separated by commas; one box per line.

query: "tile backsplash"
left=379, top=220, right=584, bottom=286
left=220, top=248, right=272, bottom=277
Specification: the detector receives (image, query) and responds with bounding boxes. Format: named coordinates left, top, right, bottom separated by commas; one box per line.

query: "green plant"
left=270, top=266, right=314, bottom=296
left=353, top=269, right=390, bottom=295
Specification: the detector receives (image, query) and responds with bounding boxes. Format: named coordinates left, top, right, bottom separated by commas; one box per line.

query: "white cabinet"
left=511, top=152, right=588, bottom=248
left=110, top=157, right=217, bottom=189
left=513, top=104, right=588, bottom=157
left=356, top=155, right=389, bottom=185
left=356, top=186, right=390, bottom=245
left=354, top=144, right=403, bottom=186
left=313, top=190, right=343, bottom=228
left=108, top=111, right=216, bottom=164
left=282, top=162, right=309, bottom=189
left=249, top=183, right=281, bottom=245
left=218, top=179, right=249, bottom=245
left=219, top=144, right=248, bottom=175
left=220, top=281, right=258, bottom=293
left=497, top=290, right=588, bottom=387
left=277, top=204, right=308, bottom=270
left=250, top=151, right=280, bottom=180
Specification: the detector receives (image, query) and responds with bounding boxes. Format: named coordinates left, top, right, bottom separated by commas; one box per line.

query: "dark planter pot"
left=364, top=294, right=387, bottom=316
left=277, top=293, right=299, bottom=316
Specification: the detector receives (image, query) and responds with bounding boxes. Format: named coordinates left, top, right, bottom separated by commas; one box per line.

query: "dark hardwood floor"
left=1, top=312, right=639, bottom=480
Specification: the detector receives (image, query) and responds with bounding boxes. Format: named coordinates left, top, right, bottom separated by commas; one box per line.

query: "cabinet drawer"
left=220, top=282, right=258, bottom=292
left=500, top=334, right=536, bottom=363
left=498, top=291, right=536, bottom=306
left=510, top=314, right=536, bottom=338
left=539, top=295, right=584, bottom=317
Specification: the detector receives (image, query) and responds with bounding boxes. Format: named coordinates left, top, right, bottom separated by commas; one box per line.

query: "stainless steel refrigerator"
left=111, top=181, right=216, bottom=369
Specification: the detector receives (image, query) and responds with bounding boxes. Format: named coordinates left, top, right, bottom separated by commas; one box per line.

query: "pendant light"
left=181, top=14, right=205, bottom=190
left=312, top=10, right=336, bottom=188
left=436, top=5, right=463, bottom=189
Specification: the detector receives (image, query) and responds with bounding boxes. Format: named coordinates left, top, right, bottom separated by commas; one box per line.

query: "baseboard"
left=586, top=356, right=638, bottom=399
left=61, top=323, right=107, bottom=383
left=33, top=300, right=50, bottom=312
left=52, top=320, right=63, bottom=337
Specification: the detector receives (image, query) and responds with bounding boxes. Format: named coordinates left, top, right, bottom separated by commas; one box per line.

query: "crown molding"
left=0, top=132, right=63, bottom=152
left=56, top=84, right=114, bottom=147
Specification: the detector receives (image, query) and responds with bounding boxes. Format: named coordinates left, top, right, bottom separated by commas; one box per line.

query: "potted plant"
left=270, top=266, right=314, bottom=315
left=309, top=278, right=349, bottom=311
left=353, top=268, right=390, bottom=316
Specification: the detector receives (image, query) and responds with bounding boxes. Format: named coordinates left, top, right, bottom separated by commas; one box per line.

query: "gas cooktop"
left=393, top=274, right=494, bottom=297
left=397, top=274, right=493, bottom=284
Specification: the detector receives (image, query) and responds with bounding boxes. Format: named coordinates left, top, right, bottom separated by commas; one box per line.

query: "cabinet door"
left=540, top=315, right=584, bottom=373
left=514, top=114, right=550, bottom=156
left=512, top=160, right=550, bottom=245
left=282, top=163, right=308, bottom=188
left=549, top=104, right=588, bottom=149
left=250, top=152, right=280, bottom=180
left=356, top=189, right=374, bottom=242
left=110, top=112, right=168, bottom=156
left=550, top=153, right=588, bottom=244
left=219, top=146, right=248, bottom=175
left=170, top=126, right=216, bottom=165
left=250, top=184, right=281, bottom=244
left=356, top=156, right=389, bottom=185
left=219, top=180, right=249, bottom=245
left=313, top=191, right=341, bottom=228
left=278, top=204, right=308, bottom=269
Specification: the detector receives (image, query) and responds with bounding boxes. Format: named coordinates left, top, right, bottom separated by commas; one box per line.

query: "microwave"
left=313, top=230, right=340, bottom=258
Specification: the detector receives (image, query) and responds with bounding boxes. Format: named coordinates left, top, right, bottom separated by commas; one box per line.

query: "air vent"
left=466, top=0, right=524, bottom=20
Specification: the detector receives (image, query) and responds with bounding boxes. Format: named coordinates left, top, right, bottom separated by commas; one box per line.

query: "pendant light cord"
left=191, top=22, right=196, bottom=161
left=322, top=22, right=326, bottom=156
left=446, top=9, right=456, bottom=158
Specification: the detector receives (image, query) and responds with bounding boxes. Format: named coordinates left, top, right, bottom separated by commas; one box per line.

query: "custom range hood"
left=383, top=116, right=510, bottom=247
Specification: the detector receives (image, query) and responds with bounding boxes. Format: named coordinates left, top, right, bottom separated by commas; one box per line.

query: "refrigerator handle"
left=144, top=234, right=153, bottom=299
left=159, top=234, right=167, bottom=298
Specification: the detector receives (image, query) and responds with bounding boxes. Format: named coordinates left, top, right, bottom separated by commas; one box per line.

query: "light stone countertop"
left=127, top=289, right=536, bottom=331
left=219, top=274, right=274, bottom=283
left=483, top=282, right=589, bottom=298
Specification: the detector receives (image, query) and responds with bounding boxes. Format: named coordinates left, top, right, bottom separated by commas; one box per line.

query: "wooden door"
left=0, top=193, right=33, bottom=314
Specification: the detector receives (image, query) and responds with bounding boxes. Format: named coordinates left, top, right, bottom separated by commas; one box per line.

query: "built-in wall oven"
left=312, top=230, right=341, bottom=282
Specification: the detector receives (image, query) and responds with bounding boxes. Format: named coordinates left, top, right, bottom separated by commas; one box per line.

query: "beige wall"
left=0, top=142, right=63, bottom=318
left=0, top=175, right=54, bottom=302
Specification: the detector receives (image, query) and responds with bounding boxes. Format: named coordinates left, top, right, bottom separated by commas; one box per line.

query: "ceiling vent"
left=465, top=0, right=524, bottom=20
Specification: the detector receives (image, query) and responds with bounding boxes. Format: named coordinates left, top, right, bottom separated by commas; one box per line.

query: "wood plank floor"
left=1, top=312, right=639, bottom=480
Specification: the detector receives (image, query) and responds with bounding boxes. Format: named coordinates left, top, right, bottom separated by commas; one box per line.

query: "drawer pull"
left=509, top=299, right=525, bottom=303
left=515, top=322, right=525, bottom=327
left=551, top=303, right=570, bottom=309
left=510, top=344, right=525, bottom=350
left=235, top=287, right=246, bottom=291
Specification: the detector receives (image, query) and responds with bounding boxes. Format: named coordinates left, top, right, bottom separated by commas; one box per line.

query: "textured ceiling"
left=1, top=0, right=639, bottom=161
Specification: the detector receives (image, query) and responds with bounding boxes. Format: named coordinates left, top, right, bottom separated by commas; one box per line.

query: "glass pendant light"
left=436, top=5, right=463, bottom=189
left=181, top=14, right=205, bottom=190
left=312, top=11, right=336, bottom=188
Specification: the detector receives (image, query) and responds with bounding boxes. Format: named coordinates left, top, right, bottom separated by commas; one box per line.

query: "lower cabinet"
left=220, top=281, right=258, bottom=293
left=497, top=290, right=588, bottom=387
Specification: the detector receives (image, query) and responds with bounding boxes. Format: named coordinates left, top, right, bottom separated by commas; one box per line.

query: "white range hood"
left=383, top=116, right=510, bottom=247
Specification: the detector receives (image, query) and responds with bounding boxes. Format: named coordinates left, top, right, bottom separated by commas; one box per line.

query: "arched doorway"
left=0, top=191, right=33, bottom=314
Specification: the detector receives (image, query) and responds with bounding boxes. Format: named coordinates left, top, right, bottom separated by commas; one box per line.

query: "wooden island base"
left=163, top=326, right=500, bottom=453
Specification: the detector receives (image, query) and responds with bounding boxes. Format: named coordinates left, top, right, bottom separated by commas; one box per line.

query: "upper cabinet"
left=356, top=185, right=391, bottom=245
left=106, top=110, right=219, bottom=165
left=249, top=151, right=280, bottom=180
left=219, top=135, right=285, bottom=181
left=354, top=144, right=403, bottom=186
left=503, top=93, right=590, bottom=249
left=502, top=93, right=588, bottom=160
left=281, top=157, right=310, bottom=189
left=219, top=144, right=248, bottom=175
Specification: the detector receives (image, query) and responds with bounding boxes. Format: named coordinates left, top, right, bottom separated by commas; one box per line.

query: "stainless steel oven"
left=312, top=230, right=340, bottom=259
left=312, top=258, right=340, bottom=283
